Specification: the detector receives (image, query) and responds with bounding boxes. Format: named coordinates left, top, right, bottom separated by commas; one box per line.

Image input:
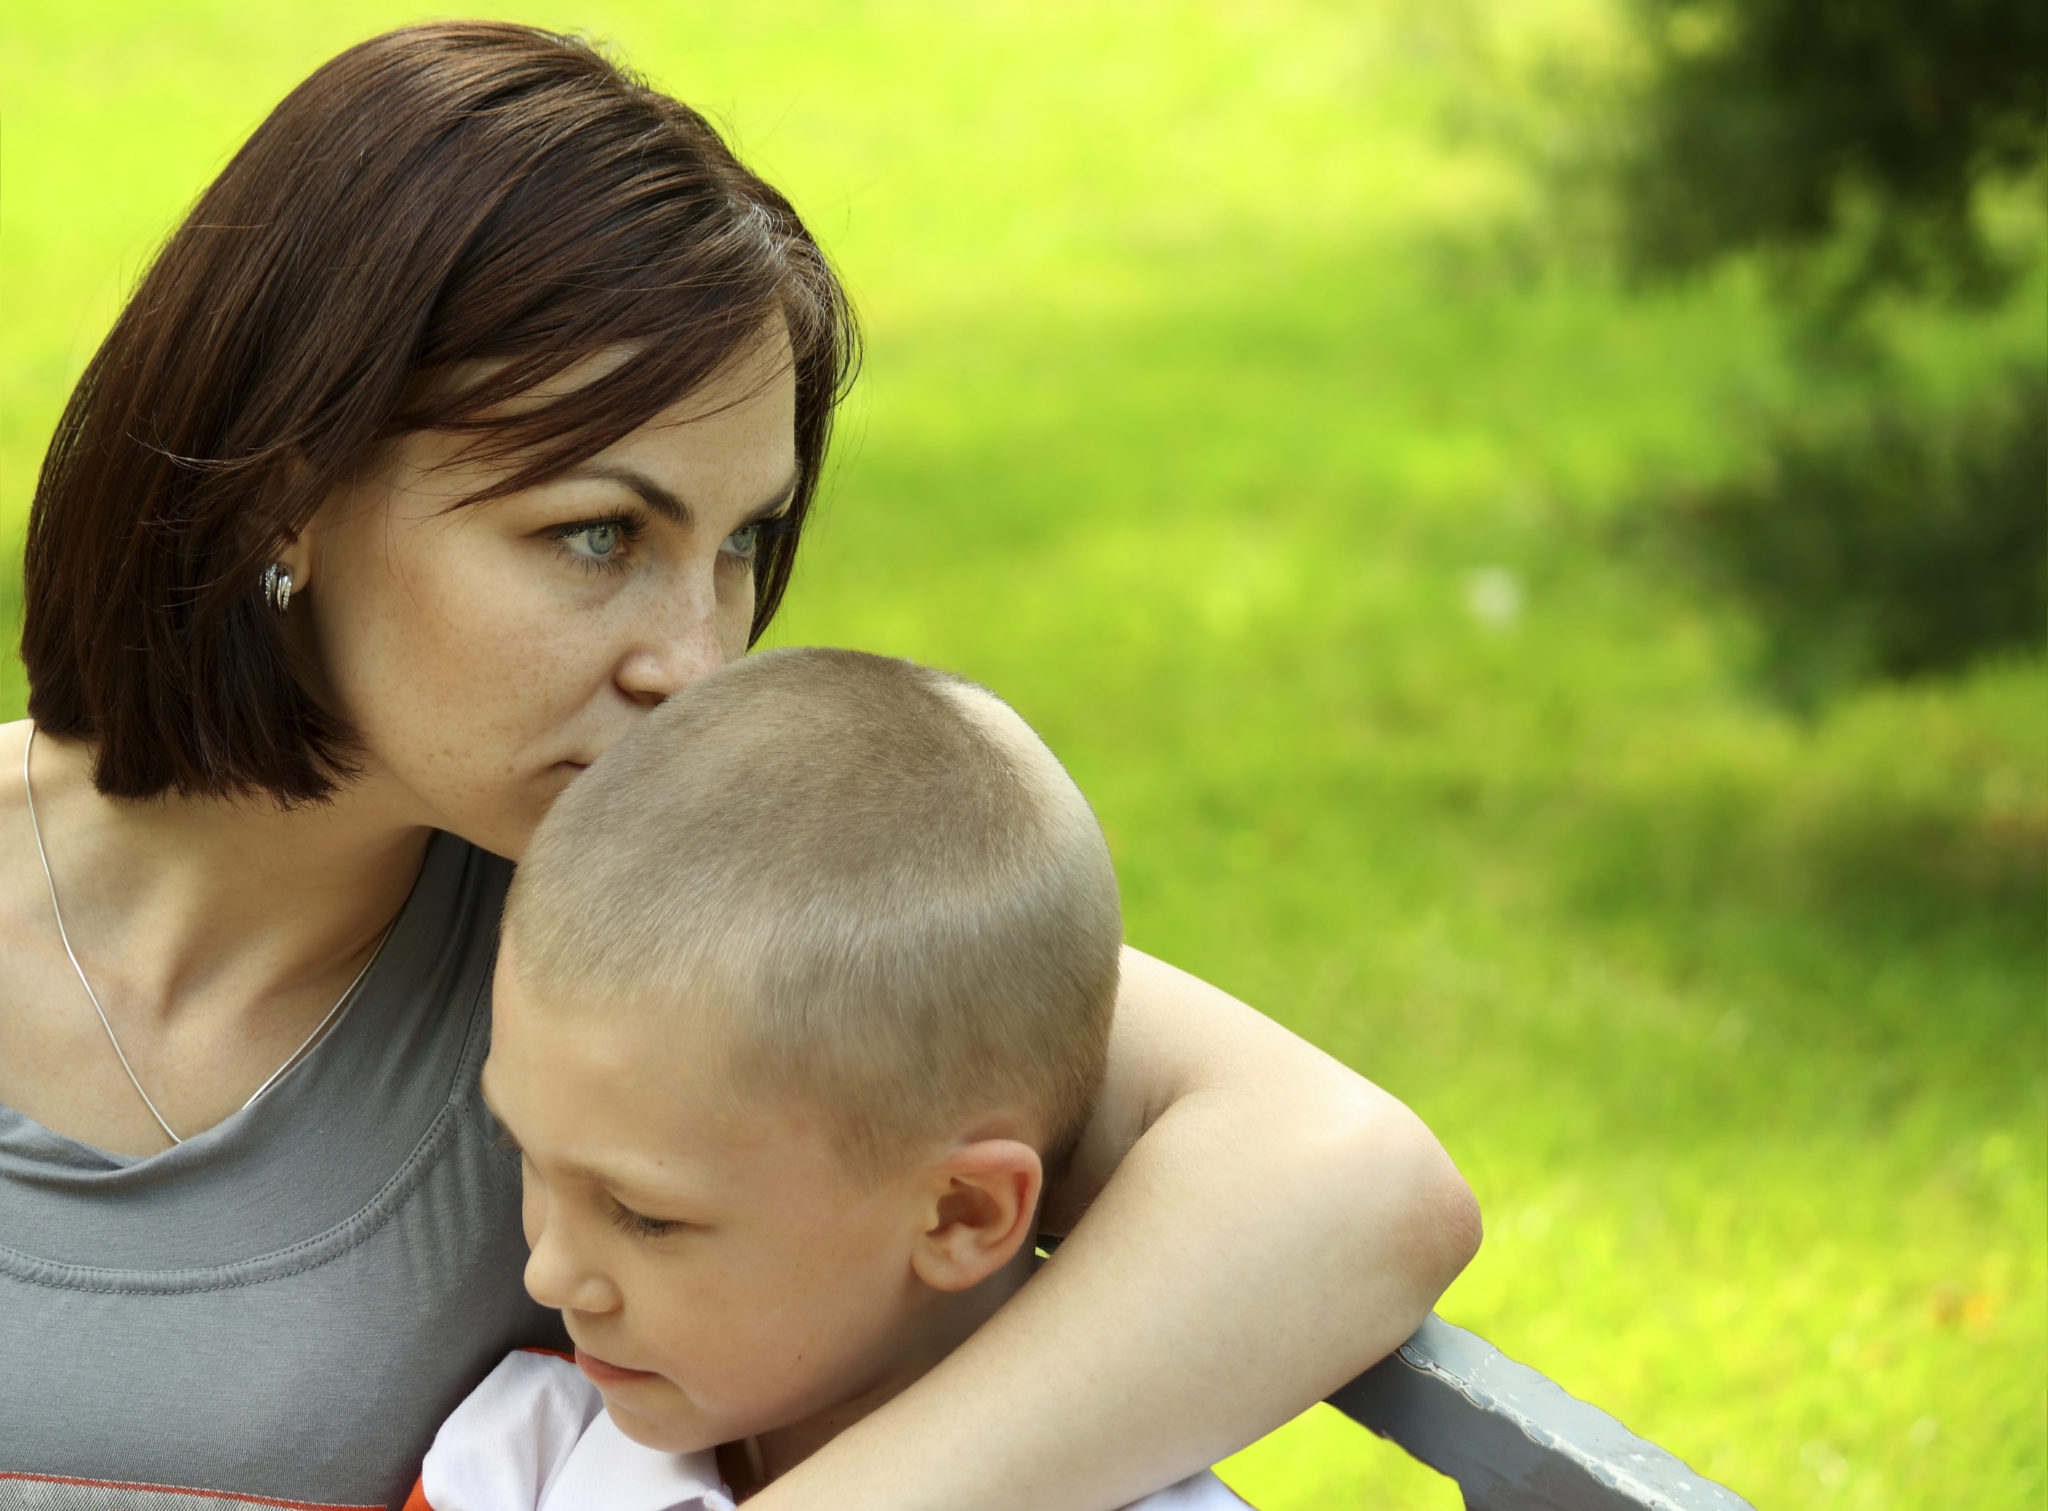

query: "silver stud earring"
left=261, top=562, right=295, bottom=616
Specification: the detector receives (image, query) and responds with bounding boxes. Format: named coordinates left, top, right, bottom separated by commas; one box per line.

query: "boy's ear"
left=908, top=1139, right=1044, bottom=1293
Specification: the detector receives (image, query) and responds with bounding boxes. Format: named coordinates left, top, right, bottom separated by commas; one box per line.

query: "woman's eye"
left=565, top=522, right=623, bottom=560
left=720, top=522, right=760, bottom=563
left=550, top=517, right=638, bottom=570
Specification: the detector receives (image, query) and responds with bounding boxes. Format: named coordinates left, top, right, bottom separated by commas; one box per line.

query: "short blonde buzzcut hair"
left=506, top=647, right=1121, bottom=1175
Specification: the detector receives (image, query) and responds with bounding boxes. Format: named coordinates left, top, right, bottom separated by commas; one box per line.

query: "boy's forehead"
left=494, top=932, right=690, bottom=1045
left=491, top=972, right=713, bottom=1101
left=484, top=976, right=844, bottom=1177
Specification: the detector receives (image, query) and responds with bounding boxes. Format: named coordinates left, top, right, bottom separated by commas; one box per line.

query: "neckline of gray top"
left=0, top=829, right=508, bottom=1278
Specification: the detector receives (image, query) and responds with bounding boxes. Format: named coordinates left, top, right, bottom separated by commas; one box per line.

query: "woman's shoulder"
left=0, top=719, right=32, bottom=832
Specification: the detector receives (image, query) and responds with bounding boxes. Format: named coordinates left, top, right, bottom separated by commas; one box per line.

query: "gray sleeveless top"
left=0, top=832, right=568, bottom=1510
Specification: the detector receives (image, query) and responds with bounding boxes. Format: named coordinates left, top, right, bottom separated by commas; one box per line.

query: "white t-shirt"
left=412, top=1351, right=1255, bottom=1511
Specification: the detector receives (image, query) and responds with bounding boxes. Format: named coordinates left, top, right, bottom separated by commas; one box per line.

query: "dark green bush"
left=1615, top=0, right=2047, bottom=313
left=1662, top=366, right=2045, bottom=709
left=1592, top=1, right=2045, bottom=705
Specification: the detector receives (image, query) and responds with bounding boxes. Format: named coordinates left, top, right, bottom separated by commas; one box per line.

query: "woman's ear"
left=908, top=1139, right=1044, bottom=1293
left=272, top=529, right=314, bottom=600
left=254, top=446, right=320, bottom=595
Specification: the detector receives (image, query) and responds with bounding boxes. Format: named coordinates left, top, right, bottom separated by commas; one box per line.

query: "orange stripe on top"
left=0, top=1471, right=374, bottom=1510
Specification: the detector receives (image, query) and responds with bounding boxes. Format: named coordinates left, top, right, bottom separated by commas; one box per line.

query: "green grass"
left=4, top=2, right=2043, bottom=1506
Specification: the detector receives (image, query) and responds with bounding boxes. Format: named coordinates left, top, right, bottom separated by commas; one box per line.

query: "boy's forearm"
left=743, top=957, right=1481, bottom=1511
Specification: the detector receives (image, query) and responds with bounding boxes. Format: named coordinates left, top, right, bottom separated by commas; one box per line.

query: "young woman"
left=0, top=22, right=1479, bottom=1510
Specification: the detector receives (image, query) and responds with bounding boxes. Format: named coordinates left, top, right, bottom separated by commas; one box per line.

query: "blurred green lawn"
left=3, top=2, right=2042, bottom=1506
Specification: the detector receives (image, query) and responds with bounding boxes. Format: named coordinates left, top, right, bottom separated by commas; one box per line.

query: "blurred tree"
left=1608, top=0, right=2046, bottom=704
left=1615, top=0, right=2047, bottom=315
left=1670, top=367, right=2045, bottom=708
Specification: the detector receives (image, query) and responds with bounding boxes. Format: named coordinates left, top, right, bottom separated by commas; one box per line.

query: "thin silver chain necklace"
left=21, top=725, right=388, bottom=1146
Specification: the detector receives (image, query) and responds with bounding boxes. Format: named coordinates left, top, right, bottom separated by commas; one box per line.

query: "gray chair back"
left=1327, top=1316, right=1756, bottom=1511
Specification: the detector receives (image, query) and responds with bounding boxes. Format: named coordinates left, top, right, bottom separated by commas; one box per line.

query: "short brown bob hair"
left=22, top=21, right=858, bottom=803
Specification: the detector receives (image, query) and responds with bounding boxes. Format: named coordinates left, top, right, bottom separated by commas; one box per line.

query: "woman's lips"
left=576, top=1346, right=659, bottom=1387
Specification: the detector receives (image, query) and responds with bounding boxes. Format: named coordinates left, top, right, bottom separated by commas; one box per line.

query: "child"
left=409, top=648, right=1252, bottom=1509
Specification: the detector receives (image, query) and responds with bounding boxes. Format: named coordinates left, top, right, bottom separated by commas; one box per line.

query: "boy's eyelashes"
left=492, top=1125, right=692, bottom=1239
left=608, top=1201, right=683, bottom=1239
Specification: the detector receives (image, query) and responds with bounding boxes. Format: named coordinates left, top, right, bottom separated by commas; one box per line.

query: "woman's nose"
left=613, top=587, right=728, bottom=705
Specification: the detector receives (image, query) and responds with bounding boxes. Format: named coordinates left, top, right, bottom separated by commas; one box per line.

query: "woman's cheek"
left=417, top=550, right=614, bottom=730
left=715, top=565, right=756, bottom=663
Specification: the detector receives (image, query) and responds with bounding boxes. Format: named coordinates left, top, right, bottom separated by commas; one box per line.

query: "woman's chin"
left=437, top=780, right=575, bottom=862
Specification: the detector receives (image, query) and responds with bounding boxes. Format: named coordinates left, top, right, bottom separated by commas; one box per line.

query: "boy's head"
left=483, top=648, right=1121, bottom=1461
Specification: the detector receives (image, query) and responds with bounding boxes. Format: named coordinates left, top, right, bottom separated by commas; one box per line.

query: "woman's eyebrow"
left=748, top=472, right=803, bottom=520
left=565, top=463, right=800, bottom=525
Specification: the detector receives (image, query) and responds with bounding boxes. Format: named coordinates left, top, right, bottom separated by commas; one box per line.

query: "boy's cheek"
left=599, top=1379, right=723, bottom=1454
left=637, top=1296, right=769, bottom=1413
left=614, top=1337, right=775, bottom=1454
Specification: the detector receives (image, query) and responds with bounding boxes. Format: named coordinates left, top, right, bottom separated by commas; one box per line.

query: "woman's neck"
left=23, top=725, right=431, bottom=983
left=1, top=719, right=434, bottom=1152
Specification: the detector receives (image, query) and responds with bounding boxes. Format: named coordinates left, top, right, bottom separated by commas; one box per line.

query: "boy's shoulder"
left=406, top=1351, right=733, bottom=1511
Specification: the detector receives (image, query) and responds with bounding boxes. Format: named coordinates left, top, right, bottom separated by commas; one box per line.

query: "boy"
left=410, top=648, right=1252, bottom=1509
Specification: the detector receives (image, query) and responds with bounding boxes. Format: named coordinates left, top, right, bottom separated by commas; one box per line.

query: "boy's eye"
left=610, top=1202, right=680, bottom=1239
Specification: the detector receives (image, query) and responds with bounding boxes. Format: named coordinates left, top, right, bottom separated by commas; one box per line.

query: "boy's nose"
left=523, top=1227, right=621, bottom=1315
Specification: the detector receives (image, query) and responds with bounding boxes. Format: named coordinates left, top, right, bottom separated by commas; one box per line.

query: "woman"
left=0, top=22, right=1478, bottom=1510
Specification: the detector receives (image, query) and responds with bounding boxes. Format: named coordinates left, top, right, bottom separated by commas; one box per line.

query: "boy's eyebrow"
left=477, top=1071, right=714, bottom=1209
left=563, top=463, right=800, bottom=526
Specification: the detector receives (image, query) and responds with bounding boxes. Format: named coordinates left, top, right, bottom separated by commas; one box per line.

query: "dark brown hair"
left=21, top=21, right=858, bottom=802
left=508, top=648, right=1121, bottom=1178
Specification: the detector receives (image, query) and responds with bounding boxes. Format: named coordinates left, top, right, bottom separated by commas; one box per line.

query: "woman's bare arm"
left=750, top=945, right=1482, bottom=1511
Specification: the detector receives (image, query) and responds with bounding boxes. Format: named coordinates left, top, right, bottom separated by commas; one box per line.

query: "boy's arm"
left=744, top=946, right=1481, bottom=1511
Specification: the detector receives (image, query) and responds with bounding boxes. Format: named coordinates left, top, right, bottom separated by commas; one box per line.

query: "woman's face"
left=295, top=330, right=799, bottom=859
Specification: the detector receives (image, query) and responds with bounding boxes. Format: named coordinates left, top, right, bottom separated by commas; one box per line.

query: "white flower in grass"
left=1463, top=565, right=1523, bottom=629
